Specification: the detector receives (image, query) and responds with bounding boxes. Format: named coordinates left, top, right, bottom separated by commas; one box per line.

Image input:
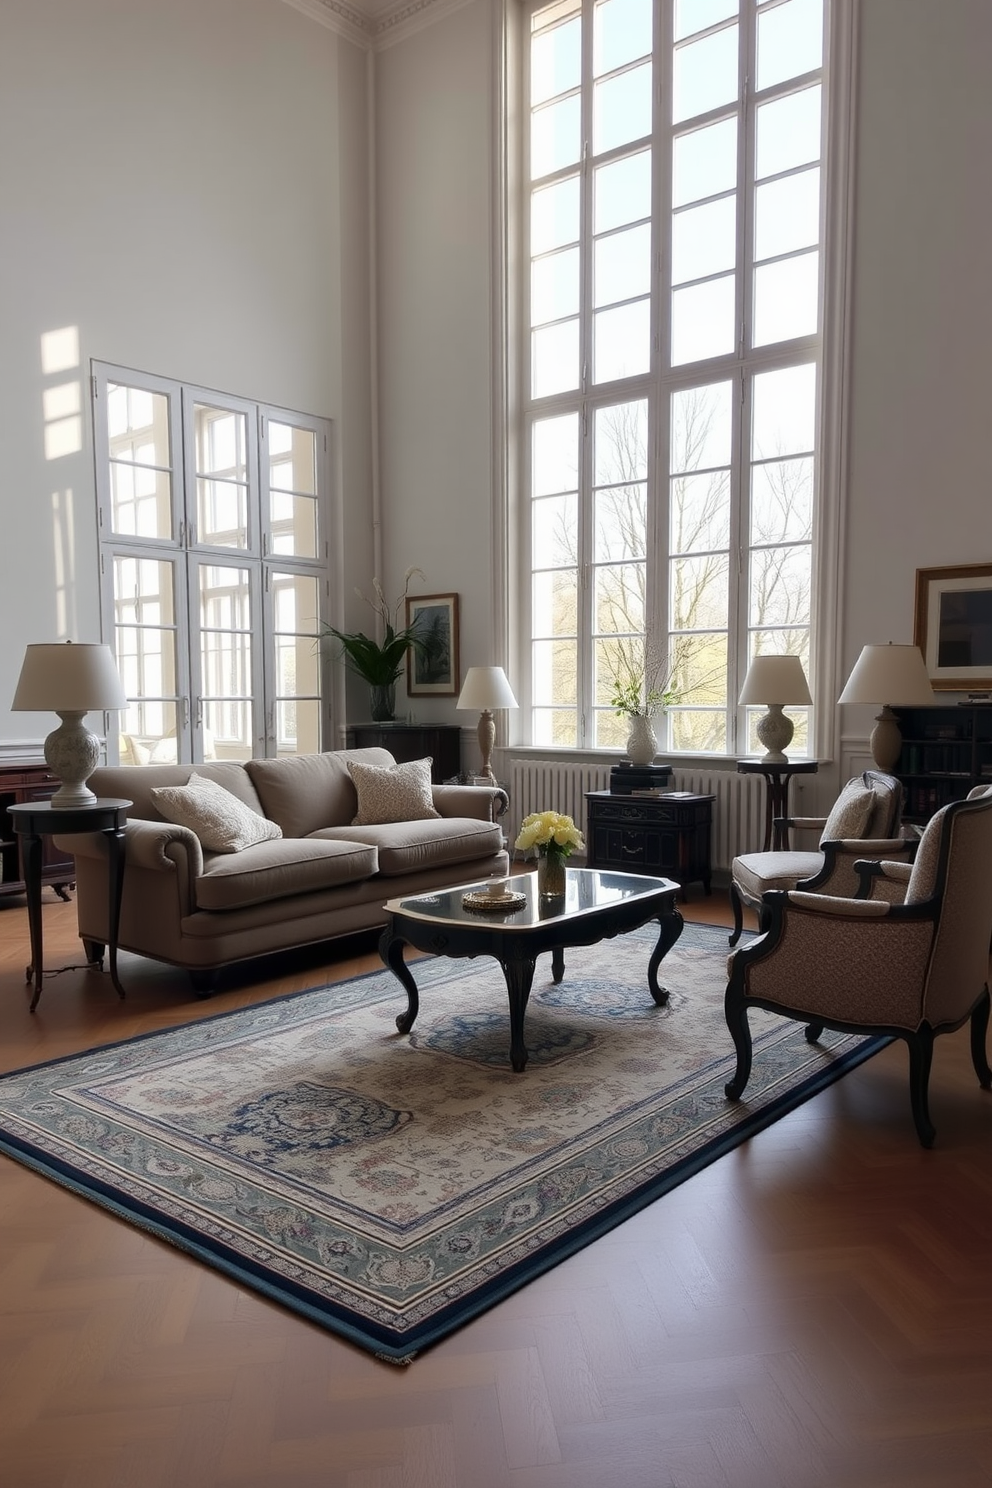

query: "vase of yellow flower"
left=514, top=810, right=585, bottom=900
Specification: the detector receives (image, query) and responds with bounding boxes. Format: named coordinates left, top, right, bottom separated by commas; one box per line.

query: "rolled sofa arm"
left=431, top=784, right=508, bottom=822
left=55, top=818, right=204, bottom=921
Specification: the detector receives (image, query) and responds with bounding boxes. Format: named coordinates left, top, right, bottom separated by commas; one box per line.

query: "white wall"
left=374, top=0, right=496, bottom=736
left=0, top=0, right=372, bottom=748
left=838, top=0, right=992, bottom=774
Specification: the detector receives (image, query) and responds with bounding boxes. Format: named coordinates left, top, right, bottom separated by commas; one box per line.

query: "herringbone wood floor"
left=2, top=887, right=992, bottom=1487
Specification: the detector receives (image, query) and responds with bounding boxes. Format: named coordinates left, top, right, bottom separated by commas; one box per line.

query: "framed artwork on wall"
left=914, top=562, right=992, bottom=691
left=406, top=593, right=459, bottom=696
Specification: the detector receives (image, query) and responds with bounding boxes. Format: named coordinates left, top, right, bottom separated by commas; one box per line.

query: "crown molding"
left=280, top=0, right=374, bottom=47
left=281, top=0, right=470, bottom=50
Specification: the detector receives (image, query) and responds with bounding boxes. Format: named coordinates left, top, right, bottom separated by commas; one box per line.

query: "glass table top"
left=384, top=866, right=678, bottom=931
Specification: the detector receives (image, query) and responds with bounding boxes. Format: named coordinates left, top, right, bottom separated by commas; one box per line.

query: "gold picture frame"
left=405, top=593, right=459, bottom=697
left=914, top=562, right=992, bottom=691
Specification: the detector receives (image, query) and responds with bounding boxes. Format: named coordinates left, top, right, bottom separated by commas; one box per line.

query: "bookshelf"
left=893, top=703, right=992, bottom=823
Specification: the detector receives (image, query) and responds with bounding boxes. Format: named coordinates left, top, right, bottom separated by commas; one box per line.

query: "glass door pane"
left=196, top=561, right=256, bottom=761
left=270, top=571, right=322, bottom=755
left=194, top=404, right=250, bottom=550
left=267, top=422, right=318, bottom=559
left=107, top=384, right=174, bottom=539
left=113, top=555, right=185, bottom=762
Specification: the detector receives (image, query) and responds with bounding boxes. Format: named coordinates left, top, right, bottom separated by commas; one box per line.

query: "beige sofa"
left=62, top=749, right=509, bottom=993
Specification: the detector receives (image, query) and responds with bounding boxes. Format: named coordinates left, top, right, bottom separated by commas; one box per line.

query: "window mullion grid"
left=729, top=0, right=757, bottom=753
left=576, top=0, right=594, bottom=744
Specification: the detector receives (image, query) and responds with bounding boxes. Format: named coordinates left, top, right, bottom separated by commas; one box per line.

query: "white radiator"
left=506, top=758, right=776, bottom=871
left=507, top=759, right=613, bottom=840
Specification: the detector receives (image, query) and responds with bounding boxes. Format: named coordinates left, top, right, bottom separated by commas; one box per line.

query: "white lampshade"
left=838, top=643, right=934, bottom=772
left=738, top=654, right=813, bottom=706
left=837, top=643, right=935, bottom=707
left=456, top=666, right=519, bottom=712
left=738, top=654, right=812, bottom=764
left=12, top=641, right=127, bottom=806
left=12, top=641, right=127, bottom=713
left=456, top=666, right=518, bottom=785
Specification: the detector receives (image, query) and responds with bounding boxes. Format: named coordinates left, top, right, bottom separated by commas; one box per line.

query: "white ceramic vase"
left=625, top=712, right=658, bottom=766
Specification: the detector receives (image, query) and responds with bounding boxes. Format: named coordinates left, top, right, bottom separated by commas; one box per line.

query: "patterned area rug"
left=0, top=923, right=883, bottom=1362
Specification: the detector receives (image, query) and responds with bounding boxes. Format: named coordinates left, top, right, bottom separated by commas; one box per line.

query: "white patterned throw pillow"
left=151, top=772, right=283, bottom=853
left=348, top=757, right=440, bottom=826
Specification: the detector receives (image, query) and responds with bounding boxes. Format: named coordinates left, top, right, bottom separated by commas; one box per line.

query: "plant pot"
left=369, top=683, right=396, bottom=722
left=625, top=712, right=658, bottom=766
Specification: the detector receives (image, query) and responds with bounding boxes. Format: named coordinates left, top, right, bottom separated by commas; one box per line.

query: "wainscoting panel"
left=506, top=758, right=771, bottom=871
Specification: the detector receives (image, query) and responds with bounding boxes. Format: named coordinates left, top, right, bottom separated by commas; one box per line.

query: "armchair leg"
left=724, top=982, right=753, bottom=1100
left=728, top=883, right=744, bottom=947
left=907, top=1027, right=937, bottom=1148
left=804, top=1021, right=825, bottom=1043
left=970, top=986, right=992, bottom=1089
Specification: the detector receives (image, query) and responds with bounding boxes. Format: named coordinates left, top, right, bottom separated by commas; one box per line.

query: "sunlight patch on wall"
left=40, top=326, right=79, bottom=374
left=40, top=326, right=82, bottom=458
left=51, top=486, right=78, bottom=640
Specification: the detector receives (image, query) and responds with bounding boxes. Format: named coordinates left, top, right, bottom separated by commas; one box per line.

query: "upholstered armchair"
left=728, top=769, right=916, bottom=945
left=724, top=786, right=992, bottom=1146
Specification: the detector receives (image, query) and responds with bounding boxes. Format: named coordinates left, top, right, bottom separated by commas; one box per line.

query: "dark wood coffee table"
left=379, top=867, right=683, bottom=1072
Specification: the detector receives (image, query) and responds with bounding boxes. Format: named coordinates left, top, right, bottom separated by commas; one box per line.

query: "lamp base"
left=869, top=706, right=902, bottom=773
left=44, top=712, right=101, bottom=807
left=755, top=703, right=794, bottom=765
left=476, top=709, right=497, bottom=786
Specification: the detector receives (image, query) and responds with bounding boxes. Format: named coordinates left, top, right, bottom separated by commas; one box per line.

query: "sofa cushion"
left=245, top=748, right=396, bottom=837
left=89, top=761, right=269, bottom=822
left=150, top=773, right=283, bottom=853
left=348, top=756, right=440, bottom=826
left=195, top=836, right=379, bottom=912
left=819, top=774, right=875, bottom=845
left=315, top=816, right=502, bottom=877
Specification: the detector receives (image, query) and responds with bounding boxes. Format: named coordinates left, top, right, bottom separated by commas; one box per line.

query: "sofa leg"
left=82, top=939, right=106, bottom=969
left=189, top=970, right=219, bottom=998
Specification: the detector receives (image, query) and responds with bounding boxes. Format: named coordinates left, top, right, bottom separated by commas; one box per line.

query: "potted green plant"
left=324, top=568, right=427, bottom=721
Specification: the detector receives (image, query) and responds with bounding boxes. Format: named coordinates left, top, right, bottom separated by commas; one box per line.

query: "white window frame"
left=92, top=362, right=335, bottom=763
left=505, top=0, right=856, bottom=763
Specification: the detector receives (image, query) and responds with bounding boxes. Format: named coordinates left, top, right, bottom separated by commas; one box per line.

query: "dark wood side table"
left=736, top=758, right=818, bottom=851
left=8, top=798, right=131, bottom=1012
left=584, top=791, right=715, bottom=898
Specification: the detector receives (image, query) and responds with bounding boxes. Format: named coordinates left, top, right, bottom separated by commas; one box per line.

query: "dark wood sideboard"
left=345, top=724, right=462, bottom=784
left=0, top=762, right=75, bottom=900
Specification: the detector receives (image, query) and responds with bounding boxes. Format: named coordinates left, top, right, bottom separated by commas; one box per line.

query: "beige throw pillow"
left=819, top=773, right=876, bottom=845
left=151, top=772, right=283, bottom=853
left=348, top=757, right=439, bottom=826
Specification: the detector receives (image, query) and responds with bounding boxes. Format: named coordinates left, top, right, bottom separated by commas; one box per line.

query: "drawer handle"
left=622, top=842, right=643, bottom=856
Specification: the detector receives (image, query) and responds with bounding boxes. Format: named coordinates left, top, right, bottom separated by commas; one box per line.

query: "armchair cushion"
left=818, top=773, right=875, bottom=845
left=732, top=850, right=823, bottom=901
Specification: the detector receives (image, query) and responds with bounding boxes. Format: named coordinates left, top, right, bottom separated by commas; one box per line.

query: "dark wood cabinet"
left=345, top=724, right=462, bottom=784
left=894, top=703, right=992, bottom=823
left=585, top=790, right=714, bottom=897
left=0, top=762, right=76, bottom=899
